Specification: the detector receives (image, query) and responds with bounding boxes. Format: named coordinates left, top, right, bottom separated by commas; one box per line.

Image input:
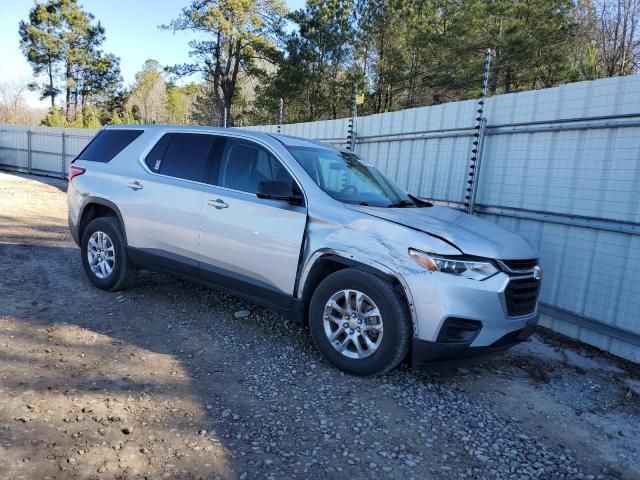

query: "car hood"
left=345, top=204, right=538, bottom=260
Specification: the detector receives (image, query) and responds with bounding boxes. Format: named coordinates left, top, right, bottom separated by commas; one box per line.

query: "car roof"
left=102, top=124, right=338, bottom=151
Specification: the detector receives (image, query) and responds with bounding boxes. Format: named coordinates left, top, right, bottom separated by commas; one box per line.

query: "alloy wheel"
left=87, top=231, right=115, bottom=279
left=323, top=289, right=384, bottom=359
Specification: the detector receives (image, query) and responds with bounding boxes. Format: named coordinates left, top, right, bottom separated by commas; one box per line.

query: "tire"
left=309, top=269, right=411, bottom=376
left=80, top=217, right=136, bottom=291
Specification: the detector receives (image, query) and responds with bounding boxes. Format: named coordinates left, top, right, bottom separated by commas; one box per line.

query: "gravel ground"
left=0, top=171, right=639, bottom=480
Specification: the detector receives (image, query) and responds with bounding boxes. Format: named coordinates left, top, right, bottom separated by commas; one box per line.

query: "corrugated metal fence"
left=1, top=75, right=639, bottom=362
left=0, top=125, right=94, bottom=178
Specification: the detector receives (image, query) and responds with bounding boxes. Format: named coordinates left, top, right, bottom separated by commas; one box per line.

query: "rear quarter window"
left=75, top=129, right=143, bottom=163
left=144, top=134, right=172, bottom=172
left=144, top=133, right=217, bottom=182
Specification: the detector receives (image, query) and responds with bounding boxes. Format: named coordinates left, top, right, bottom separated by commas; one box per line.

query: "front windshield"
left=288, top=146, right=417, bottom=207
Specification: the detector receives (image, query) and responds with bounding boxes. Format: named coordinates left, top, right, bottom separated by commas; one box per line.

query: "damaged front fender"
left=297, top=205, right=462, bottom=337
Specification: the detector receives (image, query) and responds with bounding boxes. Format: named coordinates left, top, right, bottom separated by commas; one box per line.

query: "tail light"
left=67, top=166, right=86, bottom=181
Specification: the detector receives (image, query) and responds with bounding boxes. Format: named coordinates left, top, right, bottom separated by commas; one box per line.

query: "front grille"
left=505, top=277, right=540, bottom=316
left=501, top=259, right=538, bottom=271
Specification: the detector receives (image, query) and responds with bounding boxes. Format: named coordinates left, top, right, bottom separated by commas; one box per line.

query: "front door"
left=199, top=138, right=307, bottom=307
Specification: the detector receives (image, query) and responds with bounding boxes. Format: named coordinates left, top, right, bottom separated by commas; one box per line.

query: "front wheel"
left=80, top=217, right=136, bottom=291
left=309, top=269, right=411, bottom=376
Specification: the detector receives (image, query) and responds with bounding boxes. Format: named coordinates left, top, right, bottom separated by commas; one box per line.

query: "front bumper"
left=411, top=315, right=538, bottom=369
left=402, top=269, right=540, bottom=366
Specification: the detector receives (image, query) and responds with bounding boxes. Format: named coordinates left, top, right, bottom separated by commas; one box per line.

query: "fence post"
left=61, top=130, right=66, bottom=178
left=468, top=117, right=488, bottom=213
left=346, top=85, right=357, bottom=151
left=465, top=48, right=493, bottom=214
left=223, top=107, right=228, bottom=128
left=277, top=98, right=283, bottom=134
left=26, top=129, right=32, bottom=174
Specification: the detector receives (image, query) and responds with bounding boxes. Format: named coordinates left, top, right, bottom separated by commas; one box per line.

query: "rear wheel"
left=309, top=269, right=411, bottom=376
left=81, top=217, right=136, bottom=291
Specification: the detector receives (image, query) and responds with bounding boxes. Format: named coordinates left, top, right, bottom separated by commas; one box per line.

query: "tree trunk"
left=407, top=49, right=417, bottom=107
left=223, top=39, right=243, bottom=126
left=489, top=49, right=500, bottom=94
left=65, top=62, right=72, bottom=121
left=375, top=33, right=386, bottom=114
left=48, top=64, right=55, bottom=108
left=504, top=67, right=513, bottom=93
left=384, top=84, right=392, bottom=111
left=74, top=73, right=79, bottom=122
left=81, top=88, right=87, bottom=120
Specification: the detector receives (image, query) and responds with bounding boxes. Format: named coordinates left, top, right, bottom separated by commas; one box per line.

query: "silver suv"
left=67, top=125, right=541, bottom=375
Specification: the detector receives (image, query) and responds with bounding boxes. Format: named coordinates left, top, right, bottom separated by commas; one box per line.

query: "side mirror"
left=256, top=181, right=304, bottom=205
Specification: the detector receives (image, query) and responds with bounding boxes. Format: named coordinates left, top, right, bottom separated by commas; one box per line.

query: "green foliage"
left=41, top=104, right=107, bottom=128
left=165, top=85, right=183, bottom=123
left=41, top=106, right=66, bottom=126
left=165, top=83, right=201, bottom=124
left=582, top=42, right=601, bottom=80
left=82, top=106, right=102, bottom=129
left=109, top=111, right=124, bottom=125
left=97, top=90, right=129, bottom=125
left=251, top=0, right=598, bottom=123
left=120, top=109, right=138, bottom=125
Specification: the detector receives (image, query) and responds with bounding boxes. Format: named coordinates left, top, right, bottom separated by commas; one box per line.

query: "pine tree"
left=19, top=2, right=64, bottom=108
left=20, top=0, right=122, bottom=123
left=162, top=0, right=288, bottom=126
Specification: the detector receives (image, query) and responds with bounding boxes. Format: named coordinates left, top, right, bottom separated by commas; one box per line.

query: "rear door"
left=122, top=132, right=218, bottom=276
left=199, top=137, right=307, bottom=306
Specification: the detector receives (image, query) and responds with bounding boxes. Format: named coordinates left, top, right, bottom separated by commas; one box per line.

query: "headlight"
left=408, top=249, right=498, bottom=280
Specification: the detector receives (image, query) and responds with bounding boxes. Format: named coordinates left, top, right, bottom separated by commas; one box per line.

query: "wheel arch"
left=298, top=250, right=417, bottom=334
left=78, top=197, right=127, bottom=244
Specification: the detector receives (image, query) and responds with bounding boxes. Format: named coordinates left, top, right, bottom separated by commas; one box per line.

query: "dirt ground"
left=0, top=171, right=638, bottom=480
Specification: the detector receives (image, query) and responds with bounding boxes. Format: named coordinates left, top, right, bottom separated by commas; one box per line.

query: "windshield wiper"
left=387, top=199, right=416, bottom=208
left=408, top=194, right=433, bottom=207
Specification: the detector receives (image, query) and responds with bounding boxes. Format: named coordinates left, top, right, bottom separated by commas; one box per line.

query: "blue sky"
left=0, top=0, right=306, bottom=107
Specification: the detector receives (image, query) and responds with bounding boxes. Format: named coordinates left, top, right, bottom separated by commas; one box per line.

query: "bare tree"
left=127, top=59, right=167, bottom=124
left=593, top=0, right=640, bottom=76
left=0, top=80, right=45, bottom=125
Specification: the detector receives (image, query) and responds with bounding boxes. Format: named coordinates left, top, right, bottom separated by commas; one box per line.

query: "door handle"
left=126, top=181, right=143, bottom=191
left=208, top=198, right=229, bottom=209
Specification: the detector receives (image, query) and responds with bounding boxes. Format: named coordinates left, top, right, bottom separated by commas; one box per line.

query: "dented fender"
left=296, top=205, right=463, bottom=337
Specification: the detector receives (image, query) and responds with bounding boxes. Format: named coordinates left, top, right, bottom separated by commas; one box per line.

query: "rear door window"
left=75, top=129, right=143, bottom=163
left=145, top=133, right=217, bottom=182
